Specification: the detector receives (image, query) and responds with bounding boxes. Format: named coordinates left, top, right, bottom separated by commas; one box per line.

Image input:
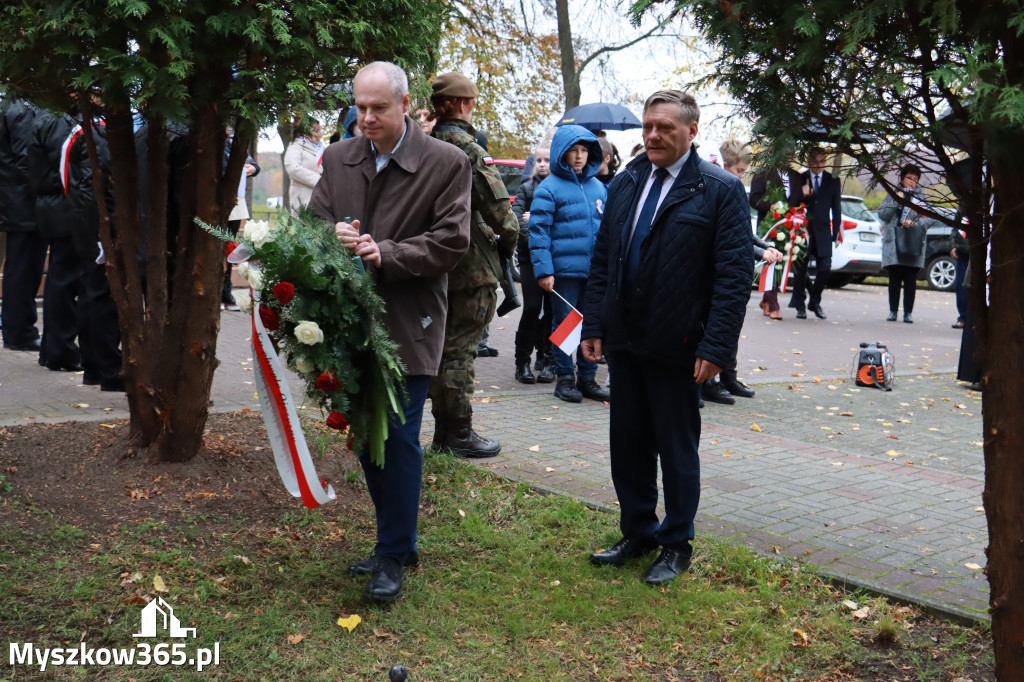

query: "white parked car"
left=746, top=192, right=883, bottom=288
left=826, top=195, right=883, bottom=287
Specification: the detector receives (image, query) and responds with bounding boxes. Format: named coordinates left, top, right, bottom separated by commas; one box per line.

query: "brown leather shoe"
left=770, top=310, right=782, bottom=320
left=760, top=300, right=771, bottom=317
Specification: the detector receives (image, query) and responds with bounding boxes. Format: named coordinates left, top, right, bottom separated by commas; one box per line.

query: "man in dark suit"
left=749, top=166, right=805, bottom=225
left=789, top=148, right=842, bottom=319
left=580, top=90, right=752, bottom=586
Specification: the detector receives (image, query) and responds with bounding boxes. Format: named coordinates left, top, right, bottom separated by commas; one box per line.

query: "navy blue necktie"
left=625, top=167, right=669, bottom=285
left=813, top=174, right=820, bottom=193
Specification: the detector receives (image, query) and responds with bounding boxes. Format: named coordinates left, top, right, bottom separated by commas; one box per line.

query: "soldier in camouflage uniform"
left=428, top=73, right=519, bottom=458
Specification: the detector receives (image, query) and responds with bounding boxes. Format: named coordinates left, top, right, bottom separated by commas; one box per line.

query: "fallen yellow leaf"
left=851, top=607, right=870, bottom=621
left=750, top=423, right=763, bottom=432
left=885, top=450, right=901, bottom=456
left=286, top=633, right=305, bottom=645
left=527, top=445, right=540, bottom=452
left=545, top=466, right=555, bottom=472
left=153, top=574, right=168, bottom=592
left=74, top=403, right=89, bottom=408
left=337, top=615, right=361, bottom=632
left=965, top=563, right=982, bottom=570
left=458, top=509, right=466, bottom=517
left=100, top=424, right=115, bottom=429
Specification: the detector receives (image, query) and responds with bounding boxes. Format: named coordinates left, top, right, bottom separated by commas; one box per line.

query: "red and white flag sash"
left=251, top=286, right=335, bottom=509
left=60, top=124, right=83, bottom=195
left=548, top=289, right=583, bottom=356
left=756, top=261, right=773, bottom=292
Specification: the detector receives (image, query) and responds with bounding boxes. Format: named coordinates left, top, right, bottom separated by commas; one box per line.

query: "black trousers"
left=78, top=259, right=122, bottom=383
left=40, top=237, right=81, bottom=366
left=513, top=252, right=552, bottom=362
left=886, top=265, right=919, bottom=314
left=790, top=253, right=831, bottom=309
left=606, top=350, right=701, bottom=556
left=1, top=230, right=47, bottom=347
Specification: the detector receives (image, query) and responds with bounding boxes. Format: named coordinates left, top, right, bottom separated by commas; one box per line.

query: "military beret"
left=431, top=72, right=479, bottom=99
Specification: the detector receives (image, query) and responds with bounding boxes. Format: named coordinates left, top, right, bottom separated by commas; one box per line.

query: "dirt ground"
left=0, top=411, right=366, bottom=532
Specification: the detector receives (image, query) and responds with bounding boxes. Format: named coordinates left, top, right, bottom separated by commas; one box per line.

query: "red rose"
left=226, top=241, right=239, bottom=258
left=772, top=211, right=781, bottom=219
left=259, top=307, right=279, bottom=331
left=768, top=230, right=778, bottom=239
left=326, top=412, right=348, bottom=430
left=315, top=371, right=342, bottom=392
left=272, top=281, right=295, bottom=305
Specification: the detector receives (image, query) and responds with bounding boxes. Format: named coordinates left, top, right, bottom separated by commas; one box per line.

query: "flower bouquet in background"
left=200, top=208, right=406, bottom=506
left=754, top=204, right=809, bottom=293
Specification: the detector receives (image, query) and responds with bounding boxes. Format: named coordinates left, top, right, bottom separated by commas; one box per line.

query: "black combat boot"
left=430, top=424, right=447, bottom=451
left=515, top=359, right=536, bottom=384
left=536, top=361, right=556, bottom=383
left=554, top=376, right=583, bottom=403
left=443, top=419, right=501, bottom=458
left=578, top=376, right=611, bottom=402
left=719, top=369, right=754, bottom=398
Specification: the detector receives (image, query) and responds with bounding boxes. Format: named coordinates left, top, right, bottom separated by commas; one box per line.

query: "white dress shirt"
left=628, top=150, right=691, bottom=244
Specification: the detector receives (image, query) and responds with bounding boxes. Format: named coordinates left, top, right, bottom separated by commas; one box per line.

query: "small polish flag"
left=549, top=307, right=583, bottom=356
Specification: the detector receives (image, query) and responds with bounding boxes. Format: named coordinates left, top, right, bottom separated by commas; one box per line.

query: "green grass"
left=0, top=452, right=992, bottom=681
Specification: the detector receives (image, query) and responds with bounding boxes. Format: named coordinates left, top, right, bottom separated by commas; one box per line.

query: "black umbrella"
left=556, top=102, right=641, bottom=131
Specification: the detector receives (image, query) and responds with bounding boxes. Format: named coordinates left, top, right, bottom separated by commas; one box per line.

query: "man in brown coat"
left=309, top=61, right=471, bottom=603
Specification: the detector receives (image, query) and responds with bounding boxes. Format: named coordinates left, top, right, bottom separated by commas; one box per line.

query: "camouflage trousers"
left=429, top=285, right=497, bottom=427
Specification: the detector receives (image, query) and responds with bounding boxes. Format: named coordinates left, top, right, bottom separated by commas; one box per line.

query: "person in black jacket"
left=789, top=148, right=842, bottom=319
left=28, top=108, right=82, bottom=371
left=66, top=113, right=123, bottom=391
left=510, top=139, right=554, bottom=384
left=581, top=90, right=753, bottom=586
left=0, top=98, right=47, bottom=352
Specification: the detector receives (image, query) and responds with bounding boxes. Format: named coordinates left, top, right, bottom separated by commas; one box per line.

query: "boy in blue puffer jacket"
left=528, top=125, right=610, bottom=403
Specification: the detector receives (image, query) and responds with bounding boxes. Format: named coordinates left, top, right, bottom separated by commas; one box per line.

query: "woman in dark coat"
left=877, top=163, right=933, bottom=323
left=510, top=139, right=554, bottom=384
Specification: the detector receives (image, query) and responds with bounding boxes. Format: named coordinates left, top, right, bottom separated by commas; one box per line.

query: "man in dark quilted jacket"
left=581, top=90, right=753, bottom=586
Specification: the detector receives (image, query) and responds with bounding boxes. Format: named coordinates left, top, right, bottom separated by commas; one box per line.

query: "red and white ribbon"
left=250, top=282, right=335, bottom=509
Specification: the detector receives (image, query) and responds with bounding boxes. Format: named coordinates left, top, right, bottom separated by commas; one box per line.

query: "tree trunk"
left=983, top=162, right=1024, bottom=679
left=555, top=0, right=580, bottom=111
left=278, top=119, right=291, bottom=210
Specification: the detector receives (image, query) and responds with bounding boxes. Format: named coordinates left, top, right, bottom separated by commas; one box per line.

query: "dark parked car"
left=921, top=207, right=966, bottom=292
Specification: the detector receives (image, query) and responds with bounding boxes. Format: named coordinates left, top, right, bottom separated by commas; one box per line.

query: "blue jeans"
left=954, top=253, right=969, bottom=322
left=358, top=375, right=430, bottom=562
left=550, top=277, right=597, bottom=380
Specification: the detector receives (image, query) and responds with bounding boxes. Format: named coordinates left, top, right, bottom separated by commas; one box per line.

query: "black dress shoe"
left=365, top=556, right=404, bottom=602
left=589, top=537, right=657, bottom=567
left=702, top=381, right=735, bottom=405
left=46, top=360, right=84, bottom=372
left=642, top=548, right=691, bottom=585
left=720, top=370, right=754, bottom=398
left=795, top=309, right=807, bottom=319
left=476, top=345, right=499, bottom=357
left=809, top=304, right=827, bottom=320
left=4, top=338, right=42, bottom=352
left=887, top=311, right=898, bottom=322
left=348, top=552, right=419, bottom=576
left=903, top=312, right=913, bottom=323
left=100, top=377, right=126, bottom=392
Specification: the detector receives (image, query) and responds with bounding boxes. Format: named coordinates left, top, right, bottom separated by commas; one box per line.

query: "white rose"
left=233, top=291, right=252, bottom=313
left=237, top=262, right=249, bottom=279
left=294, top=320, right=324, bottom=346
left=794, top=236, right=805, bottom=245
left=294, top=356, right=314, bottom=374
left=243, top=220, right=276, bottom=246
left=247, top=268, right=264, bottom=291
